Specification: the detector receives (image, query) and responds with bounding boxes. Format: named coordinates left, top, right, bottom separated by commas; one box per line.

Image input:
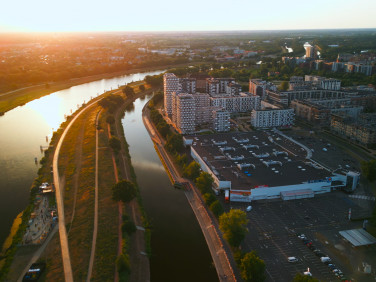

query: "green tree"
left=183, top=161, right=201, bottom=180
left=361, top=160, right=376, bottom=182
left=219, top=209, right=248, bottom=247
left=139, top=84, right=146, bottom=91
left=195, top=172, right=213, bottom=194
left=240, top=251, right=266, bottom=282
left=109, top=136, right=121, bottom=152
left=122, top=220, right=137, bottom=235
left=165, top=133, right=184, bottom=153
left=112, top=180, right=137, bottom=203
left=210, top=200, right=224, bottom=218
left=203, top=193, right=216, bottom=206
left=123, top=85, right=135, bottom=97
left=293, top=273, right=318, bottom=282
left=106, top=115, right=115, bottom=124
left=279, top=81, right=289, bottom=91
left=116, top=254, right=130, bottom=274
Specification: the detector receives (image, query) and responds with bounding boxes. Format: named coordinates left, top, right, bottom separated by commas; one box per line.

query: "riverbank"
left=142, top=102, right=240, bottom=282
left=0, top=61, right=199, bottom=115
left=3, top=84, right=154, bottom=281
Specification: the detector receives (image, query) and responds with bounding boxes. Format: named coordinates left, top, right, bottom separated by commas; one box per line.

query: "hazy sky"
left=1, top=0, right=375, bottom=32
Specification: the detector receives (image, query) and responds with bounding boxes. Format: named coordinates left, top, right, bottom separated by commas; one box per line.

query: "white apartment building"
left=180, top=78, right=196, bottom=94
left=164, top=73, right=180, bottom=115
left=251, top=108, right=295, bottom=128
left=206, top=78, right=220, bottom=95
left=175, top=93, right=196, bottom=134
left=193, top=93, right=210, bottom=108
left=226, top=82, right=242, bottom=96
left=212, top=109, right=230, bottom=132
left=211, top=93, right=261, bottom=113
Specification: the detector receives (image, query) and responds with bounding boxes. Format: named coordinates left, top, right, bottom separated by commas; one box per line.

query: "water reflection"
left=121, top=97, right=218, bottom=282
left=0, top=70, right=164, bottom=247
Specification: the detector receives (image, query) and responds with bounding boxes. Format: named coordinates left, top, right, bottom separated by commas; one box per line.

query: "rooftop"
left=188, top=131, right=331, bottom=190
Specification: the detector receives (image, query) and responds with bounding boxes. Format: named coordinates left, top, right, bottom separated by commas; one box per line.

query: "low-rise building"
left=331, top=113, right=376, bottom=145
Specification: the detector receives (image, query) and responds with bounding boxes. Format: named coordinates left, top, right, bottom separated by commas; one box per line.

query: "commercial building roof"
left=339, top=229, right=376, bottom=247
left=187, top=131, right=331, bottom=190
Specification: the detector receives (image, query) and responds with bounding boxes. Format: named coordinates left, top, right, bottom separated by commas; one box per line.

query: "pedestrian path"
left=349, top=194, right=375, bottom=201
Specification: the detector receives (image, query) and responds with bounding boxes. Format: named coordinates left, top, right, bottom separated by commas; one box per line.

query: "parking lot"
left=229, top=192, right=373, bottom=281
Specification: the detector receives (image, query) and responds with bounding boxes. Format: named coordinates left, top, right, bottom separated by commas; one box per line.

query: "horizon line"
left=1, top=27, right=376, bottom=34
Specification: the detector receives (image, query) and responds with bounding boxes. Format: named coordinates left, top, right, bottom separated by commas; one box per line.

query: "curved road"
left=86, top=110, right=101, bottom=282
left=53, top=98, right=103, bottom=282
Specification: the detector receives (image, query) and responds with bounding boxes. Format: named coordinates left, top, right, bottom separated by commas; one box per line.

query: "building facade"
left=163, top=73, right=180, bottom=115
left=251, top=108, right=295, bottom=128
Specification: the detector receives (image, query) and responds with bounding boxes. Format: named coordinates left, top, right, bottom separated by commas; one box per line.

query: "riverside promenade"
left=142, top=105, right=239, bottom=282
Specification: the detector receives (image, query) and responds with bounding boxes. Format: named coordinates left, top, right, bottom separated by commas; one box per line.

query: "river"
left=0, top=70, right=162, bottom=247
left=121, top=97, right=217, bottom=281
left=0, top=70, right=217, bottom=281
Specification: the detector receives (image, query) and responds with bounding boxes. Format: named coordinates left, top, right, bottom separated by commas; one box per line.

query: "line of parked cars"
left=296, top=233, right=351, bottom=281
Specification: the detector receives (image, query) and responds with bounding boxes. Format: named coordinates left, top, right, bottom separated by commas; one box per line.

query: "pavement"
left=53, top=97, right=104, bottom=282
left=228, top=192, right=373, bottom=282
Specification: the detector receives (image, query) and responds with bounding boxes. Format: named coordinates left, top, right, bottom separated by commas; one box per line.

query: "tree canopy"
left=183, top=161, right=201, bottom=180
left=123, top=85, right=135, bottom=97
left=219, top=209, right=248, bottom=247
left=112, top=180, right=137, bottom=203
left=109, top=136, right=121, bottom=152
left=240, top=251, right=266, bottom=282
left=361, top=160, right=376, bottom=182
left=98, top=95, right=124, bottom=113
left=293, top=273, right=318, bottom=282
left=195, top=172, right=213, bottom=194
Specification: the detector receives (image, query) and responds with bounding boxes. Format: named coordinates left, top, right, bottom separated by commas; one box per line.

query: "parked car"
left=288, top=257, right=299, bottom=263
left=22, top=262, right=46, bottom=281
left=320, top=257, right=331, bottom=263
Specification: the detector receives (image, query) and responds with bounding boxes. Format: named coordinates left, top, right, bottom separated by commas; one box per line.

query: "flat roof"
left=339, top=229, right=376, bottom=247
left=188, top=131, right=331, bottom=190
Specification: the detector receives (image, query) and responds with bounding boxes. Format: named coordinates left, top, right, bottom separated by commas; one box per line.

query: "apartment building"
left=180, top=77, right=196, bottom=94
left=163, top=73, right=180, bottom=115
left=291, top=100, right=363, bottom=124
left=331, top=113, right=376, bottom=145
left=211, top=93, right=261, bottom=113
left=174, top=93, right=196, bottom=134
left=226, top=82, right=242, bottom=96
left=212, top=109, right=230, bottom=132
left=251, top=108, right=295, bottom=128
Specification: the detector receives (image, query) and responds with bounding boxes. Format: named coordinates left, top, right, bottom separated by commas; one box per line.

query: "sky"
left=1, top=0, right=375, bottom=32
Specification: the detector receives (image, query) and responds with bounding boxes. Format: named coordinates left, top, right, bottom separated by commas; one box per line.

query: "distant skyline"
left=1, top=0, right=375, bottom=32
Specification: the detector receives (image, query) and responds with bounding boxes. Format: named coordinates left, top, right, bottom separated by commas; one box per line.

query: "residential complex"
left=331, top=113, right=376, bottom=145
left=163, top=73, right=260, bottom=134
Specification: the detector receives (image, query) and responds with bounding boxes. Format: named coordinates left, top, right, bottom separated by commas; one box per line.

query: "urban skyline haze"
left=1, top=0, right=375, bottom=32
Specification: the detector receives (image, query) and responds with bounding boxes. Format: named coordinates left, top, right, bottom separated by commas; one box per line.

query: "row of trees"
left=98, top=94, right=125, bottom=113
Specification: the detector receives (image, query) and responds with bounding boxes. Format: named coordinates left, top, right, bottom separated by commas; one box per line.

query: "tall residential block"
left=212, top=109, right=230, bottom=132
left=163, top=73, right=180, bottom=115
left=175, top=93, right=196, bottom=134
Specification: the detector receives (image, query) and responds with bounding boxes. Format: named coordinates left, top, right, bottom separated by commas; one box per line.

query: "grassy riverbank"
left=0, top=61, right=200, bottom=115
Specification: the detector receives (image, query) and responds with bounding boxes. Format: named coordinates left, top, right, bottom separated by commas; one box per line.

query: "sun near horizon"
left=1, top=0, right=375, bottom=33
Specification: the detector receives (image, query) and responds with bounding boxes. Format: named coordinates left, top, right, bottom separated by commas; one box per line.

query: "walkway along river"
left=121, top=97, right=218, bottom=282
left=0, top=71, right=162, bottom=248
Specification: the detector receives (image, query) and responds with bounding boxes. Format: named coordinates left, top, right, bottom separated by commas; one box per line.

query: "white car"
left=304, top=268, right=312, bottom=276
left=246, top=206, right=252, bottom=212
left=288, top=257, right=298, bottom=263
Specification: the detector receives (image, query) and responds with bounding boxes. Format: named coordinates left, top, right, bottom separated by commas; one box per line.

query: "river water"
left=121, top=97, right=217, bottom=281
left=0, top=70, right=162, bottom=247
left=0, top=70, right=217, bottom=281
